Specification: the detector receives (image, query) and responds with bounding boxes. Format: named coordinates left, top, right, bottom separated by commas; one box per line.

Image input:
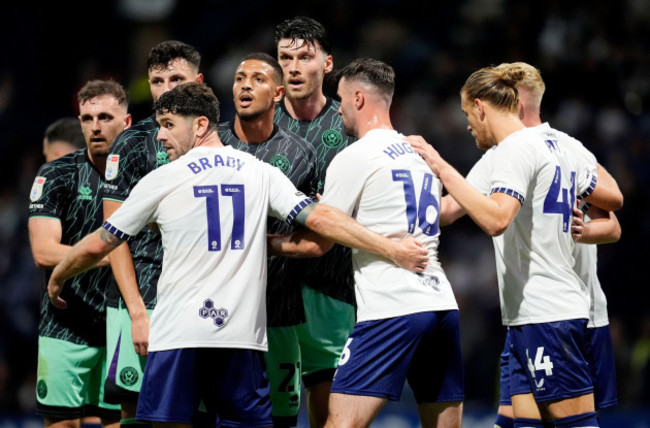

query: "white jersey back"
left=466, top=126, right=597, bottom=326
left=534, top=123, right=608, bottom=328
left=105, top=146, right=312, bottom=352
left=320, top=129, right=457, bottom=322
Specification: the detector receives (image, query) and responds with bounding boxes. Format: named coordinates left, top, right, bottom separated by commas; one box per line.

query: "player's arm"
left=440, top=194, right=466, bottom=226
left=28, top=217, right=109, bottom=269
left=583, top=164, right=623, bottom=212
left=408, top=136, right=519, bottom=236
left=48, top=227, right=124, bottom=309
left=270, top=202, right=430, bottom=273
left=104, top=199, right=150, bottom=356
left=572, top=205, right=621, bottom=244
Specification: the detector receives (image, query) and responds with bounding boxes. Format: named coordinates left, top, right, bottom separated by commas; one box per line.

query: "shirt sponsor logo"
left=198, top=299, right=229, bottom=328
left=419, top=274, right=440, bottom=291
left=77, top=186, right=93, bottom=201
left=156, top=151, right=170, bottom=166
left=30, top=176, right=46, bottom=202
left=105, top=154, right=120, bottom=181
left=322, top=129, right=344, bottom=149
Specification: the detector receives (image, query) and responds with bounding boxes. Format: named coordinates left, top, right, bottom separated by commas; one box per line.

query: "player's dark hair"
left=240, top=52, right=284, bottom=85
left=153, top=83, right=220, bottom=130
left=339, top=58, right=395, bottom=101
left=44, top=117, right=85, bottom=149
left=461, top=66, right=522, bottom=113
left=77, top=79, right=129, bottom=107
left=274, top=16, right=332, bottom=54
left=147, top=40, right=201, bottom=72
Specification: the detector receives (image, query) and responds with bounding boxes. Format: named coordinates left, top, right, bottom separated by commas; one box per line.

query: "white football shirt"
left=320, top=129, right=458, bottom=322
left=104, top=146, right=312, bottom=352
left=466, top=126, right=597, bottom=326
left=534, top=123, right=608, bottom=328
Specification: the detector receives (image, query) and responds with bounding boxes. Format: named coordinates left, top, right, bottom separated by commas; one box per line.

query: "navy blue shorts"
left=585, top=325, right=618, bottom=409
left=136, top=348, right=272, bottom=427
left=331, top=310, right=464, bottom=402
left=509, top=320, right=593, bottom=403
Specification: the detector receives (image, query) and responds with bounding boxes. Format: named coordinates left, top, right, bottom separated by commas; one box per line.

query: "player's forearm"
left=305, top=203, right=401, bottom=259
left=50, top=229, right=115, bottom=284
left=439, top=195, right=466, bottom=226
left=577, top=212, right=621, bottom=244
left=30, top=242, right=72, bottom=269
left=267, top=230, right=331, bottom=258
left=109, top=242, right=148, bottom=318
left=438, top=165, right=513, bottom=236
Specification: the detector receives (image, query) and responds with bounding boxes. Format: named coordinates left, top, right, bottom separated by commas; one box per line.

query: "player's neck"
left=284, top=92, right=327, bottom=121
left=233, top=113, right=274, bottom=144
left=357, top=111, right=393, bottom=139
left=87, top=151, right=107, bottom=175
left=492, top=114, right=526, bottom=144
left=196, top=130, right=225, bottom=149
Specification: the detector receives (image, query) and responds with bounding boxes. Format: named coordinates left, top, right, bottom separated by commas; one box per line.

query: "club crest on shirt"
left=105, top=154, right=120, bottom=181
left=30, top=176, right=46, bottom=201
left=322, top=129, right=344, bottom=149
left=270, top=154, right=291, bottom=174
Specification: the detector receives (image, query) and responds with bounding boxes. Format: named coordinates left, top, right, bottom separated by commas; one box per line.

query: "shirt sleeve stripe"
left=578, top=175, right=597, bottom=200
left=102, top=221, right=132, bottom=240
left=286, top=198, right=315, bottom=225
left=490, top=187, right=525, bottom=205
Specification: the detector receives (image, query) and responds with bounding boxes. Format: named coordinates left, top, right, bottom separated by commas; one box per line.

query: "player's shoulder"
left=274, top=125, right=315, bottom=153
left=111, top=116, right=159, bottom=150
left=217, top=121, right=241, bottom=147
left=37, top=149, right=85, bottom=177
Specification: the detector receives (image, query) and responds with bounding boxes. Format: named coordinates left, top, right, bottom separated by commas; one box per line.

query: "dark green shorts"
left=265, top=286, right=355, bottom=420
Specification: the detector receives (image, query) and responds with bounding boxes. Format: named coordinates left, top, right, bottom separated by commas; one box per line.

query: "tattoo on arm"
left=99, top=228, right=124, bottom=248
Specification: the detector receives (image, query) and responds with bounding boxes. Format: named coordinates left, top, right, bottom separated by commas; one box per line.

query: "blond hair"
left=496, top=62, right=545, bottom=108
left=461, top=66, right=525, bottom=113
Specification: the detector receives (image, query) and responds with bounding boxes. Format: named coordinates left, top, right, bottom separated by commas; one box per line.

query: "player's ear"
left=355, top=90, right=364, bottom=110
left=194, top=116, right=210, bottom=136
left=475, top=99, right=486, bottom=120
left=195, top=73, right=204, bottom=83
left=273, top=84, right=285, bottom=103
left=323, top=54, right=333, bottom=74
left=123, top=113, right=132, bottom=131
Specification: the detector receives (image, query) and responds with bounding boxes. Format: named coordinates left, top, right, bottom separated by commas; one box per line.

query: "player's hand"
left=391, top=237, right=429, bottom=273
left=571, top=206, right=585, bottom=242
left=131, top=312, right=150, bottom=356
left=405, top=135, right=444, bottom=175
left=47, top=278, right=67, bottom=309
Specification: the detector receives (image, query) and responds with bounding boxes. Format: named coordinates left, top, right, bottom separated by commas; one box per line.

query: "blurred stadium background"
left=1, top=0, right=648, bottom=425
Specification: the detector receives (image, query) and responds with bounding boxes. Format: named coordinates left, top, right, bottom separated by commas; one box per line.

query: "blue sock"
left=495, top=414, right=514, bottom=428
left=514, top=417, right=544, bottom=428
left=553, top=411, right=599, bottom=427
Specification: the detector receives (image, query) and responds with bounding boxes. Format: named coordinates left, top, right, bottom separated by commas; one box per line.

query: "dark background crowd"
left=1, top=0, right=649, bottom=418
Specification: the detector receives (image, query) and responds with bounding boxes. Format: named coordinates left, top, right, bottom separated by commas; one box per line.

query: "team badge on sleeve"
left=30, top=176, right=46, bottom=201
left=105, top=154, right=120, bottom=181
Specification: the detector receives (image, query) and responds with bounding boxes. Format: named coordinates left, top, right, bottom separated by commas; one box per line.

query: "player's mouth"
left=239, top=93, right=253, bottom=107
left=90, top=137, right=106, bottom=144
left=288, top=78, right=304, bottom=90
